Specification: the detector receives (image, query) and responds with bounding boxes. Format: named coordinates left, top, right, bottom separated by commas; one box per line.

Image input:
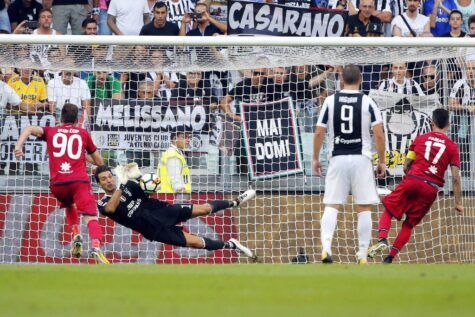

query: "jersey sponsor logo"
left=338, top=96, right=358, bottom=103
left=334, top=136, right=362, bottom=145
left=59, top=162, right=72, bottom=174
left=126, top=199, right=142, bottom=217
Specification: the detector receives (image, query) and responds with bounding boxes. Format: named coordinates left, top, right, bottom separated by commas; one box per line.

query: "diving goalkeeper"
left=95, top=164, right=257, bottom=259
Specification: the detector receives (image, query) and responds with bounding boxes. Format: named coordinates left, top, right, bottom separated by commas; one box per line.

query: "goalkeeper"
left=95, top=164, right=257, bottom=259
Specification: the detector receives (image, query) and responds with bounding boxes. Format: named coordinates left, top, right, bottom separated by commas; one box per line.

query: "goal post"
left=0, top=35, right=474, bottom=264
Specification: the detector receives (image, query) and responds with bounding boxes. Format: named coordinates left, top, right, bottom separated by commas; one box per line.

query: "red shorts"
left=382, top=177, right=438, bottom=228
left=50, top=181, right=97, bottom=216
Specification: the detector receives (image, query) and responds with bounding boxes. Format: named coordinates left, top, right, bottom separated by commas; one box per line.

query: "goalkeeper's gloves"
left=125, top=162, right=142, bottom=180
left=114, top=165, right=128, bottom=189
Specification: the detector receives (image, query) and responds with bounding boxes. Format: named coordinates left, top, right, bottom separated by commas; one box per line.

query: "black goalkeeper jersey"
left=97, top=181, right=170, bottom=239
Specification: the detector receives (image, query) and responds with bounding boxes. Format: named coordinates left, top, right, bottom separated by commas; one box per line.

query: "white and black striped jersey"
left=378, top=78, right=425, bottom=95
left=331, top=0, right=391, bottom=12
left=450, top=78, right=475, bottom=106
left=164, top=0, right=195, bottom=28
left=317, top=89, right=383, bottom=159
left=389, top=0, right=405, bottom=17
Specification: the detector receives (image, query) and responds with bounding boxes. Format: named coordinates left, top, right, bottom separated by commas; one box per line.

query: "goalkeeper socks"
left=65, top=206, right=79, bottom=235
left=390, top=221, right=412, bottom=257
left=209, top=200, right=234, bottom=214
left=357, top=211, right=372, bottom=259
left=321, top=207, right=339, bottom=255
left=201, top=237, right=225, bottom=250
left=378, top=210, right=393, bottom=239
left=87, top=219, right=103, bottom=247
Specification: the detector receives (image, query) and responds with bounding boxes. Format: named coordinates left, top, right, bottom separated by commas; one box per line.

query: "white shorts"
left=323, top=155, right=379, bottom=205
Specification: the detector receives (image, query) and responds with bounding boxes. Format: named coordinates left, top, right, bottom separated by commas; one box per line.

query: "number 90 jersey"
left=39, top=124, right=97, bottom=185
left=317, top=90, right=383, bottom=160
left=407, top=131, right=460, bottom=187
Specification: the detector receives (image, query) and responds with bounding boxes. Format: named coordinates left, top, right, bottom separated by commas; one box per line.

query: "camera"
left=25, top=20, right=38, bottom=30
left=191, top=12, right=202, bottom=21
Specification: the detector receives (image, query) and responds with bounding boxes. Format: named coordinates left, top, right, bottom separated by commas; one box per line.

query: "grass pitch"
left=1, top=264, right=474, bottom=317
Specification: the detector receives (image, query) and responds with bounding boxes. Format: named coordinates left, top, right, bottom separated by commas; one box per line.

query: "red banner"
left=0, top=193, right=238, bottom=264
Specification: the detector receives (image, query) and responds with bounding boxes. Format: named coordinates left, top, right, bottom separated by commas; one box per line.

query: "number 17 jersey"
left=39, top=124, right=97, bottom=185
left=407, top=131, right=460, bottom=187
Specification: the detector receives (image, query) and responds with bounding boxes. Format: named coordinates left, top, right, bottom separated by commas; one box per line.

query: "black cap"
left=367, top=22, right=383, bottom=35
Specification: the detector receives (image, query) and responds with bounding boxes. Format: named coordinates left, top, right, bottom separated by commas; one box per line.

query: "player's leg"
left=367, top=209, right=392, bottom=258
left=383, top=221, right=413, bottom=264
left=350, top=156, right=379, bottom=264
left=355, top=205, right=373, bottom=264
left=321, top=157, right=351, bottom=263
left=190, top=189, right=257, bottom=217
left=65, top=204, right=82, bottom=258
left=73, top=183, right=109, bottom=264
left=183, top=232, right=256, bottom=260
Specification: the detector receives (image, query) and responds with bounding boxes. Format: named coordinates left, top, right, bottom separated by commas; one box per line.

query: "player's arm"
left=14, top=126, right=44, bottom=158
left=89, top=150, right=104, bottom=167
left=403, top=150, right=415, bottom=174
left=451, top=165, right=463, bottom=213
left=166, top=157, right=185, bottom=192
left=373, top=123, right=386, bottom=178
left=312, top=126, right=326, bottom=176
left=103, top=188, right=122, bottom=213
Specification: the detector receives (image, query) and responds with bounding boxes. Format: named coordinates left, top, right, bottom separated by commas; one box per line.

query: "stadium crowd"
left=0, top=0, right=474, bottom=176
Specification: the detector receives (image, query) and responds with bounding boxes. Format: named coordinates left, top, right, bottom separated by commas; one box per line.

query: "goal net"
left=0, top=35, right=474, bottom=264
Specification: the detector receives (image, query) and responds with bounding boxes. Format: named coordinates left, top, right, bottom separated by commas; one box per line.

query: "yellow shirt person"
left=8, top=69, right=48, bottom=112
left=158, top=129, right=191, bottom=194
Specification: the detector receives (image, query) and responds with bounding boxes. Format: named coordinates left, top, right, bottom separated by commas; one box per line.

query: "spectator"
left=179, top=2, right=226, bottom=36
left=468, top=14, right=475, bottom=36
left=423, top=0, right=457, bottom=37
left=392, top=0, right=432, bottom=37
left=171, top=71, right=217, bottom=107
left=139, top=2, right=179, bottom=36
left=334, top=0, right=392, bottom=26
left=8, top=0, right=43, bottom=32
left=43, top=46, right=63, bottom=82
left=420, top=63, right=438, bottom=95
left=86, top=71, right=123, bottom=100
left=67, top=17, right=98, bottom=68
left=29, top=8, right=62, bottom=68
left=345, top=0, right=383, bottom=37
left=448, top=59, right=475, bottom=176
left=92, top=0, right=112, bottom=35
left=443, top=10, right=466, bottom=37
left=82, top=16, right=98, bottom=35
left=378, top=62, right=425, bottom=95
left=122, top=45, right=151, bottom=99
left=269, top=67, right=291, bottom=100
left=454, top=0, right=475, bottom=33
left=0, top=0, right=9, bottom=33
left=107, top=0, right=150, bottom=35
left=42, top=0, right=87, bottom=35
left=137, top=81, right=155, bottom=100
left=47, top=68, right=91, bottom=120
left=164, top=0, right=194, bottom=29
left=8, top=68, right=49, bottom=113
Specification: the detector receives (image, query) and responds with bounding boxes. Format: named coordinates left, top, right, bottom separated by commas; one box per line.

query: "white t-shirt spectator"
left=0, top=81, right=21, bottom=112
left=108, top=0, right=150, bottom=35
left=47, top=77, right=91, bottom=112
left=391, top=12, right=430, bottom=37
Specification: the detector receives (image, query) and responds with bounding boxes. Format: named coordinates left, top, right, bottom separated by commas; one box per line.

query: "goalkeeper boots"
left=229, top=238, right=257, bottom=261
left=90, top=247, right=110, bottom=264
left=367, top=238, right=389, bottom=259
left=71, top=234, right=83, bottom=258
left=321, top=251, right=333, bottom=264
left=357, top=258, right=368, bottom=265
left=235, top=190, right=256, bottom=206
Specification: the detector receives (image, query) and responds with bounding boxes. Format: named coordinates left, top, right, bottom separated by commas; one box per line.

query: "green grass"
left=1, top=264, right=474, bottom=317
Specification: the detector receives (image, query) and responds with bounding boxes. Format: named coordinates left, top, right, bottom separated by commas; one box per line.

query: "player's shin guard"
left=65, top=206, right=80, bottom=236
left=321, top=207, right=339, bottom=256
left=201, top=237, right=225, bottom=250
left=209, top=200, right=234, bottom=214
left=87, top=219, right=103, bottom=249
left=378, top=210, right=393, bottom=239
left=357, top=211, right=372, bottom=260
left=390, top=221, right=412, bottom=257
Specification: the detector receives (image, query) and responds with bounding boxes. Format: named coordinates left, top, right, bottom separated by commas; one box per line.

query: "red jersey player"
left=14, top=103, right=109, bottom=264
left=368, top=108, right=463, bottom=263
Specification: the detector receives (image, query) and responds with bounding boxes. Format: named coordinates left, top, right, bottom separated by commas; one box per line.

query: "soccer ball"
left=139, top=173, right=161, bottom=193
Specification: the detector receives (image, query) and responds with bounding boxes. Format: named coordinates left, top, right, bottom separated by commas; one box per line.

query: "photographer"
left=179, top=2, right=226, bottom=36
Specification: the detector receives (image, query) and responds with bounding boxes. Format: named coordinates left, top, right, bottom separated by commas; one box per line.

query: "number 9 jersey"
left=39, top=124, right=98, bottom=185
left=407, top=131, right=460, bottom=187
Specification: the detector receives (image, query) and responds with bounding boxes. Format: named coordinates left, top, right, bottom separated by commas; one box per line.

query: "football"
left=139, top=173, right=161, bottom=193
